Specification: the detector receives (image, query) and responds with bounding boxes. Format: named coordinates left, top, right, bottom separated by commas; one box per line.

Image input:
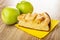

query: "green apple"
left=1, top=7, right=20, bottom=25
left=16, top=1, right=33, bottom=14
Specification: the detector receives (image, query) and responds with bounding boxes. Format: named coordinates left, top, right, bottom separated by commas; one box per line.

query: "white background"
left=6, top=0, right=60, bottom=19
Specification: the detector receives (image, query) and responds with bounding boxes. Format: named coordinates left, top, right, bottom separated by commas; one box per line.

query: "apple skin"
left=1, top=7, right=20, bottom=25
left=16, top=1, right=33, bottom=14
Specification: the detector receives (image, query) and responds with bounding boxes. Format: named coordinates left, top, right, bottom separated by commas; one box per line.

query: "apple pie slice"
left=17, top=12, right=51, bottom=31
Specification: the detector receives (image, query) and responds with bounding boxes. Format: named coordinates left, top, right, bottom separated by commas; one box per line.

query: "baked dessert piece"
left=17, top=12, right=51, bottom=31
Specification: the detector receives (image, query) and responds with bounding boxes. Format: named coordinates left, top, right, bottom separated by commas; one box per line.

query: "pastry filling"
left=17, top=12, right=51, bottom=31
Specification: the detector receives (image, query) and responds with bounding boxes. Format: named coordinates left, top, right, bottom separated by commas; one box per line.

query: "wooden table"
left=0, top=0, right=60, bottom=40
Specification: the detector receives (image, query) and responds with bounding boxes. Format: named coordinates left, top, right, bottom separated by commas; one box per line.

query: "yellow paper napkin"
left=15, top=20, right=59, bottom=38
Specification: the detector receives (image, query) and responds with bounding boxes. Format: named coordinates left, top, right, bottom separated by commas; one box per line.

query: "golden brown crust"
left=17, top=12, right=51, bottom=31
left=41, top=12, right=51, bottom=30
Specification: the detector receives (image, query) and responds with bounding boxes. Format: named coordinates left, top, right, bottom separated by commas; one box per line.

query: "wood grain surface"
left=0, top=0, right=60, bottom=40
